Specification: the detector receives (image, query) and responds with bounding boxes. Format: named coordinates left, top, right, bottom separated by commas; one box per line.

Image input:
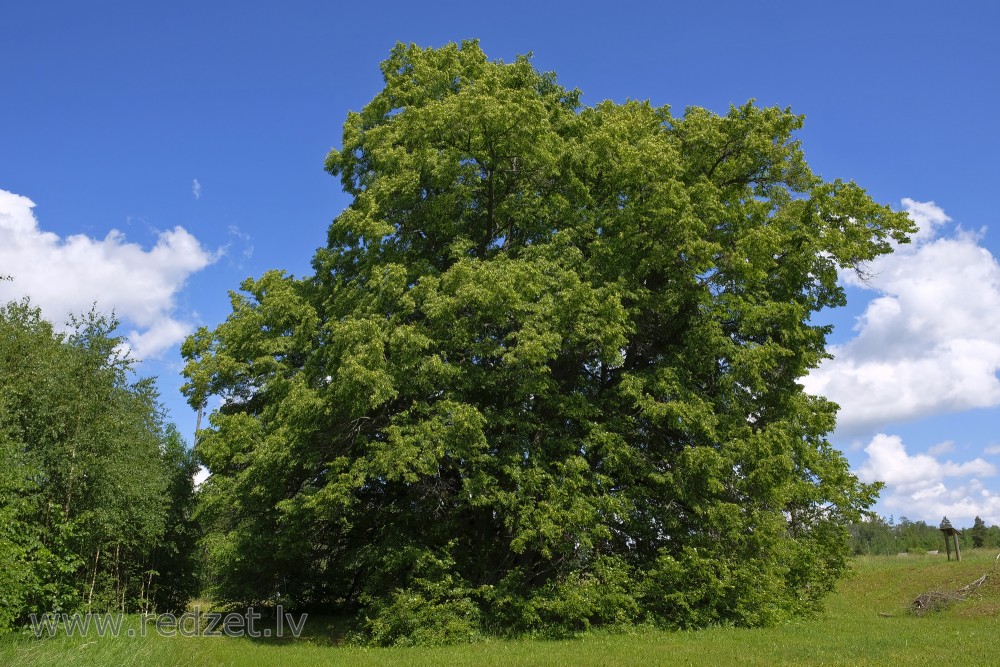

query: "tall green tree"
left=0, top=298, right=198, bottom=631
left=183, top=41, right=914, bottom=642
left=971, top=516, right=987, bottom=549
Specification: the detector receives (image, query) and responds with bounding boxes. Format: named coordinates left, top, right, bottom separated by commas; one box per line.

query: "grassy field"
left=4, top=550, right=1000, bottom=666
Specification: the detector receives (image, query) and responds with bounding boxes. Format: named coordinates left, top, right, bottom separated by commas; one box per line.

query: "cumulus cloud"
left=803, top=199, right=1000, bottom=433
left=858, top=433, right=1000, bottom=524
left=192, top=178, right=201, bottom=200
left=899, top=197, right=951, bottom=245
left=858, top=434, right=995, bottom=491
left=0, top=189, right=218, bottom=359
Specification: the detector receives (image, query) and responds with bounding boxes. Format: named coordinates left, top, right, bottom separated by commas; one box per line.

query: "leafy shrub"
left=357, top=547, right=482, bottom=646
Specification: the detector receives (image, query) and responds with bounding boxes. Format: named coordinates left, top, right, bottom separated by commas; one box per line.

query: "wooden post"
left=940, top=517, right=961, bottom=562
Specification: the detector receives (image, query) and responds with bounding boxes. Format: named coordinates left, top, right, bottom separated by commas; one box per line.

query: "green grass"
left=5, top=550, right=1000, bottom=666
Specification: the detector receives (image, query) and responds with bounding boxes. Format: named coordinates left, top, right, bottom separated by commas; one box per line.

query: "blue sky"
left=2, top=1, right=998, bottom=525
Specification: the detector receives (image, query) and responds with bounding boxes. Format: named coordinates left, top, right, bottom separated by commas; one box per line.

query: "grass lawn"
left=4, top=550, right=1000, bottom=666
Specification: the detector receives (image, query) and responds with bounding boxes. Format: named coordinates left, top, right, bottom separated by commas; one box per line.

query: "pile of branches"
left=911, top=555, right=1000, bottom=616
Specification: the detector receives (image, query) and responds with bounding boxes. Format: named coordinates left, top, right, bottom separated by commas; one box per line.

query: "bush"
left=356, top=547, right=482, bottom=646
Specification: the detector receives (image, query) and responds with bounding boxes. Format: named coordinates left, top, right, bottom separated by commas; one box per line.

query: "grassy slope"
left=4, top=550, right=1000, bottom=666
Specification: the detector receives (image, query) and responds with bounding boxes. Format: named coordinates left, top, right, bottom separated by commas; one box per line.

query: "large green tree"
left=183, top=41, right=913, bottom=642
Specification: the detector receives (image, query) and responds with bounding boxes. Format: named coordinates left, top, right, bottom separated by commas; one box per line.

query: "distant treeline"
left=848, top=515, right=1000, bottom=555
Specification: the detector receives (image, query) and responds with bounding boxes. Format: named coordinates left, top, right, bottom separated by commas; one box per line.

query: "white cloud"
left=858, top=433, right=1000, bottom=525
left=192, top=466, right=210, bottom=489
left=899, top=197, right=950, bottom=245
left=227, top=225, right=254, bottom=262
left=858, top=434, right=995, bottom=491
left=127, top=319, right=192, bottom=361
left=192, top=179, right=201, bottom=200
left=928, top=440, right=955, bottom=457
left=803, top=199, right=1000, bottom=433
left=0, top=189, right=218, bottom=359
left=985, top=444, right=1000, bottom=456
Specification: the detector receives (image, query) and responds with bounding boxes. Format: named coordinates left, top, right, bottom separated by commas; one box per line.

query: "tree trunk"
left=87, top=546, right=101, bottom=606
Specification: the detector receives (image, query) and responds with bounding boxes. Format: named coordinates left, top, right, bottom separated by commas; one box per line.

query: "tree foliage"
left=182, top=41, right=914, bottom=642
left=0, top=298, right=198, bottom=632
left=970, top=516, right=987, bottom=549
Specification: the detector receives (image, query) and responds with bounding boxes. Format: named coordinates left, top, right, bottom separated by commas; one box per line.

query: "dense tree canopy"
left=182, top=41, right=914, bottom=643
left=0, top=297, right=197, bottom=632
